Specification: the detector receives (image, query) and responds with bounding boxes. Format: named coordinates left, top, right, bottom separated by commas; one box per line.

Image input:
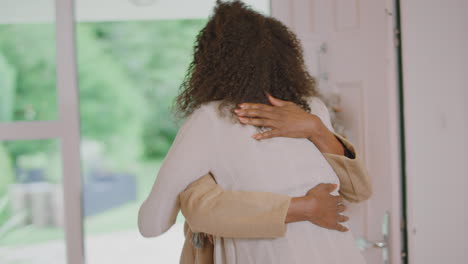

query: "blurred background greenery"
left=0, top=19, right=206, bottom=247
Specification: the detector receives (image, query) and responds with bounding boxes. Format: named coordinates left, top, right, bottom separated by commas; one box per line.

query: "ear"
left=266, top=93, right=287, bottom=107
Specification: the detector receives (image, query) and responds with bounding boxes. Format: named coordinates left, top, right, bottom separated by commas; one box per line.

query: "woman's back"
left=207, top=97, right=337, bottom=196
left=198, top=97, right=366, bottom=264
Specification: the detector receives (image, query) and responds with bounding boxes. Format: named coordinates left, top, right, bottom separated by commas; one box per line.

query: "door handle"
left=356, top=211, right=390, bottom=264
left=357, top=238, right=387, bottom=249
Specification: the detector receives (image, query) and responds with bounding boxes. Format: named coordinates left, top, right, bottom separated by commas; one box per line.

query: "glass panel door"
left=76, top=18, right=207, bottom=264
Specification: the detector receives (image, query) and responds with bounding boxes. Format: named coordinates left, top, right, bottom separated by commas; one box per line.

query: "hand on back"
left=234, top=93, right=325, bottom=140
left=303, top=183, right=349, bottom=232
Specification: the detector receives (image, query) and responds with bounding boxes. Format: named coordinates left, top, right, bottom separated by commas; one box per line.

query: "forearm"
left=184, top=193, right=311, bottom=237
left=305, top=117, right=372, bottom=202
left=180, top=174, right=292, bottom=238
left=321, top=133, right=373, bottom=202
left=307, top=125, right=345, bottom=156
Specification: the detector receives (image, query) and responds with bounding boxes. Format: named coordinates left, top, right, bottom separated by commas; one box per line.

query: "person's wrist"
left=286, top=197, right=310, bottom=223
left=305, top=115, right=325, bottom=141
left=306, top=119, right=331, bottom=146
left=301, top=194, right=318, bottom=219
left=286, top=195, right=318, bottom=223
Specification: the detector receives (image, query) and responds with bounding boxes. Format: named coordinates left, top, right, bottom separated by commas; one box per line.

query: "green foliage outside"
left=87, top=20, right=206, bottom=160
left=0, top=53, right=16, bottom=123
left=0, top=53, right=15, bottom=197
left=0, top=24, right=58, bottom=167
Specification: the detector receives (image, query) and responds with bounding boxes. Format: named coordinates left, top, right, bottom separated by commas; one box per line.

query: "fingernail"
left=239, top=117, right=247, bottom=122
left=239, top=104, right=247, bottom=109
left=234, top=109, right=240, bottom=113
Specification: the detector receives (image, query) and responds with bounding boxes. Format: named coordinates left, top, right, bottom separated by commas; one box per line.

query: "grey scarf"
left=190, top=232, right=206, bottom=249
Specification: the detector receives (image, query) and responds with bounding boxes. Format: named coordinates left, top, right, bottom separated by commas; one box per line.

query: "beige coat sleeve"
left=323, top=132, right=373, bottom=203
left=179, top=173, right=291, bottom=238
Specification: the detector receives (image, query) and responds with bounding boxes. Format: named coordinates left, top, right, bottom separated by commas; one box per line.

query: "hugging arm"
left=322, top=133, right=372, bottom=202
left=311, top=97, right=372, bottom=202
left=180, top=173, right=292, bottom=238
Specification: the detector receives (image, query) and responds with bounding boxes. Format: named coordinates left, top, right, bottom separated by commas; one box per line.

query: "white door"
left=400, top=1, right=468, bottom=263
left=271, top=1, right=403, bottom=263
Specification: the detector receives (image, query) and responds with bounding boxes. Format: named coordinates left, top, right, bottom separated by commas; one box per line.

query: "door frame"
left=386, top=0, right=408, bottom=263
left=393, top=0, right=409, bottom=262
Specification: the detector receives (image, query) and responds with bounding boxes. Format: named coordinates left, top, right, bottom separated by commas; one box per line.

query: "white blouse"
left=138, top=96, right=366, bottom=264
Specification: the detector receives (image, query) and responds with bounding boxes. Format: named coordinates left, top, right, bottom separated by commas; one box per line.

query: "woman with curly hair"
left=138, top=1, right=367, bottom=263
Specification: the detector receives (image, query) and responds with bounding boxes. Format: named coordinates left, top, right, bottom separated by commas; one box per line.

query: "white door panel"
left=271, top=1, right=403, bottom=263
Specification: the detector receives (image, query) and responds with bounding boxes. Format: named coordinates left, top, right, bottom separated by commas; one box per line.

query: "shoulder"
left=305, top=96, right=328, bottom=116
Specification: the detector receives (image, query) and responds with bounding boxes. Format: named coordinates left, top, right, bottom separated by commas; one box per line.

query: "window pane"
left=0, top=0, right=58, bottom=123
left=0, top=139, right=66, bottom=264
left=78, top=19, right=204, bottom=264
left=76, top=1, right=270, bottom=263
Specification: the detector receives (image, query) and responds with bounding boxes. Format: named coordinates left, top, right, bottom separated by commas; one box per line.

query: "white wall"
left=400, top=1, right=468, bottom=263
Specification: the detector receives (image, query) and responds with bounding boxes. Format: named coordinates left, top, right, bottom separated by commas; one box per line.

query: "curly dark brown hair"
left=174, top=0, right=318, bottom=118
